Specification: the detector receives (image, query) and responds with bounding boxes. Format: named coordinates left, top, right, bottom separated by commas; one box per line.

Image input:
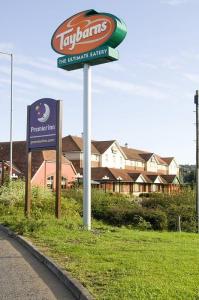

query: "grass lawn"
left=1, top=208, right=199, bottom=300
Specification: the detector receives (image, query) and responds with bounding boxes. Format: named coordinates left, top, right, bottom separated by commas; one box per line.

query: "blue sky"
left=0, top=0, right=198, bottom=164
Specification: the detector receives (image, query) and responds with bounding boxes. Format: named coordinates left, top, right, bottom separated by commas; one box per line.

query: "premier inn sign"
left=51, top=9, right=127, bottom=70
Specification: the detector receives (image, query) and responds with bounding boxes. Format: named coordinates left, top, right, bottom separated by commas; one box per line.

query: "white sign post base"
left=83, top=64, right=91, bottom=230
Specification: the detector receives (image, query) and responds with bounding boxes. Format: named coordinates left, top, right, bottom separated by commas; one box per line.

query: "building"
left=0, top=141, right=76, bottom=189
left=62, top=135, right=180, bottom=195
left=0, top=136, right=180, bottom=194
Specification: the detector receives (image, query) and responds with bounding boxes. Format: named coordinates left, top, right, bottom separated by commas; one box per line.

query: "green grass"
left=1, top=182, right=199, bottom=299
left=1, top=208, right=199, bottom=299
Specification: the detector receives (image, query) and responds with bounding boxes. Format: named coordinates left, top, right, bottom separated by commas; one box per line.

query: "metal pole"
left=55, top=100, right=63, bottom=219
left=83, top=64, right=91, bottom=230
left=25, top=106, right=32, bottom=217
left=194, top=90, right=199, bottom=233
left=10, top=54, right=13, bottom=180
left=0, top=51, right=13, bottom=181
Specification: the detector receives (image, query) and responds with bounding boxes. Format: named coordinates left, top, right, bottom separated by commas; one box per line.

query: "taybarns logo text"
left=51, top=9, right=127, bottom=55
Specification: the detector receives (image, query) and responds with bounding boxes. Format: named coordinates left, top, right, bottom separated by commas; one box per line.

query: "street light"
left=0, top=51, right=13, bottom=180
left=194, top=90, right=199, bottom=233
left=117, top=176, right=123, bottom=193
left=102, top=175, right=109, bottom=193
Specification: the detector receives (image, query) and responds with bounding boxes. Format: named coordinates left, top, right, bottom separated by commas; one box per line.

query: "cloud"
left=0, top=43, right=14, bottom=53
left=0, top=64, right=82, bottom=92
left=161, top=0, right=189, bottom=5
left=137, top=62, right=159, bottom=70
left=94, top=76, right=167, bottom=99
left=183, top=72, right=199, bottom=83
left=16, top=55, right=57, bottom=72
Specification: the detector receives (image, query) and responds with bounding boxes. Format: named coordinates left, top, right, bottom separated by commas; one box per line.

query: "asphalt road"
left=0, top=230, right=75, bottom=300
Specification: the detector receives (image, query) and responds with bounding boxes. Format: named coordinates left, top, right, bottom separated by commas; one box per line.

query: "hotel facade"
left=0, top=135, right=180, bottom=195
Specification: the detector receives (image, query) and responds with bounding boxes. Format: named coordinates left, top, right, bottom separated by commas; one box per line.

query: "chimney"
left=125, top=143, right=128, bottom=148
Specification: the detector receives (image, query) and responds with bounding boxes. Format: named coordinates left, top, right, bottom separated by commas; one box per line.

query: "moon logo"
left=35, top=103, right=51, bottom=123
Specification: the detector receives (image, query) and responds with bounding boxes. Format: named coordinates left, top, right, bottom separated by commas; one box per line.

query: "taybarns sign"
left=27, top=98, right=57, bottom=150
left=51, top=9, right=127, bottom=70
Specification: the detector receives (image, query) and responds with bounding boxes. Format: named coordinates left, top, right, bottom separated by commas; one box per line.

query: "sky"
left=0, top=0, right=198, bottom=164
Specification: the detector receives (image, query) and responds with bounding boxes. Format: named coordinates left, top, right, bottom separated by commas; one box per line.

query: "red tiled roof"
left=92, top=140, right=115, bottom=154
left=161, top=174, right=178, bottom=184
left=0, top=141, right=71, bottom=178
left=122, top=147, right=170, bottom=166
left=128, top=172, right=142, bottom=182
left=62, top=135, right=100, bottom=154
left=108, top=168, right=132, bottom=181
left=161, top=157, right=174, bottom=165
left=154, top=154, right=168, bottom=165
left=139, top=152, right=154, bottom=162
left=77, top=167, right=116, bottom=181
left=62, top=135, right=82, bottom=152
left=70, top=165, right=180, bottom=185
left=121, top=147, right=146, bottom=162
left=43, top=150, right=71, bottom=164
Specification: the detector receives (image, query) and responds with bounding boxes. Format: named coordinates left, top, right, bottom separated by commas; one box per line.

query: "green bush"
left=0, top=180, right=25, bottom=206
left=141, top=188, right=196, bottom=232
left=91, top=191, right=167, bottom=230
left=142, top=209, right=168, bottom=230
left=0, top=182, right=197, bottom=233
left=7, top=218, right=46, bottom=235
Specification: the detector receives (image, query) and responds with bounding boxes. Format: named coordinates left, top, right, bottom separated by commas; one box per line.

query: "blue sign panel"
left=28, top=98, right=57, bottom=150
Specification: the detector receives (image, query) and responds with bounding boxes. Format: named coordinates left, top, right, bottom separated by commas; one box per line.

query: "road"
left=0, top=229, right=75, bottom=299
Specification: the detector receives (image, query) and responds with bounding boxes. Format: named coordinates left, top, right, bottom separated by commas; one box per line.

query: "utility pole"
left=194, top=90, right=199, bottom=233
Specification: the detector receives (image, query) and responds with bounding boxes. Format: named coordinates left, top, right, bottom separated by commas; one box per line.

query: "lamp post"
left=194, top=90, right=199, bottom=233
left=0, top=51, right=13, bottom=181
left=102, top=175, right=109, bottom=193
left=117, top=176, right=123, bottom=193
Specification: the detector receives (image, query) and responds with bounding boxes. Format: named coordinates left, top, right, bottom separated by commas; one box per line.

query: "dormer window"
left=111, top=146, right=117, bottom=154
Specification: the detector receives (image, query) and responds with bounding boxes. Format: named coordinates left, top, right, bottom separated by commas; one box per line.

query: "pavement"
left=0, top=229, right=76, bottom=300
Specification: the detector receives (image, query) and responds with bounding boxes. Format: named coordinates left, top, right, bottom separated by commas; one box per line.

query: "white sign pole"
left=83, top=63, right=91, bottom=230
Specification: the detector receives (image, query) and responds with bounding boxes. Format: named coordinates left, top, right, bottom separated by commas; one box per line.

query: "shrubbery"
left=0, top=179, right=25, bottom=206
left=0, top=181, right=197, bottom=232
left=90, top=188, right=196, bottom=232
left=91, top=192, right=167, bottom=230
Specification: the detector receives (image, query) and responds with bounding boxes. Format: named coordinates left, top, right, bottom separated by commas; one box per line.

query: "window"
left=111, top=146, right=117, bottom=154
left=47, top=176, right=54, bottom=189
left=133, top=184, right=140, bottom=192
left=61, top=176, right=67, bottom=189
left=113, top=155, right=116, bottom=164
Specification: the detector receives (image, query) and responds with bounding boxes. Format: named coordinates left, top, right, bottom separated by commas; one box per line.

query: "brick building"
left=0, top=141, right=76, bottom=189
left=62, top=135, right=180, bottom=195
